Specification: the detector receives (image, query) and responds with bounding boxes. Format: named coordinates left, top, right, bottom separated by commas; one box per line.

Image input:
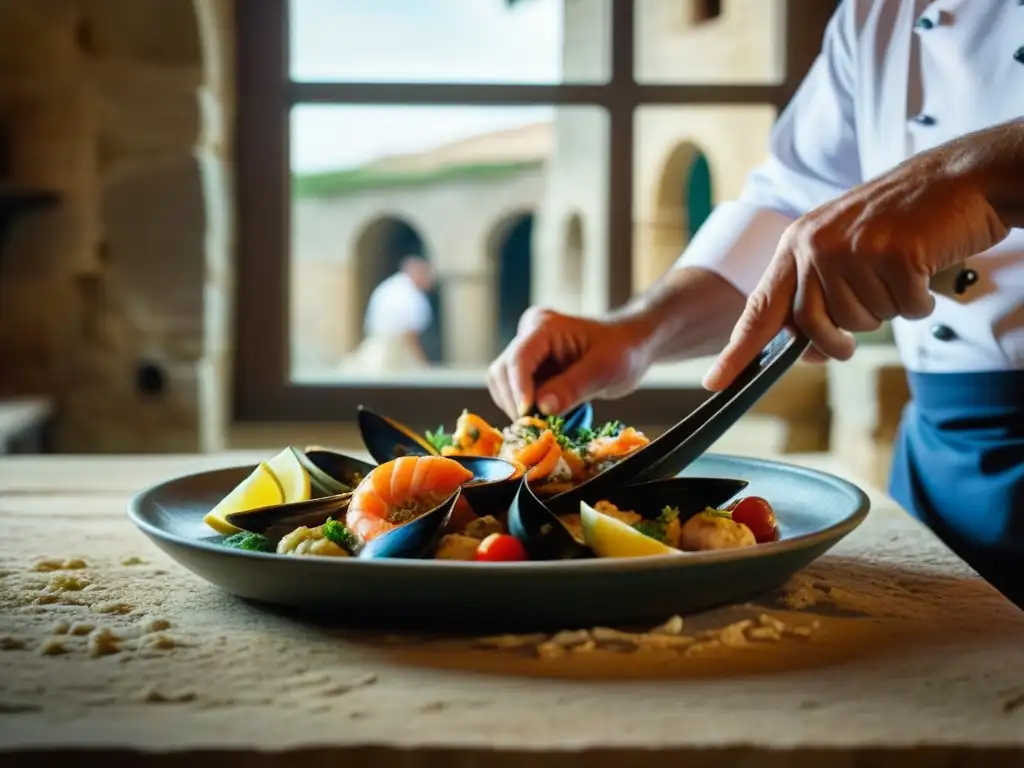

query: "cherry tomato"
left=726, top=496, right=777, bottom=543
left=474, top=533, right=529, bottom=562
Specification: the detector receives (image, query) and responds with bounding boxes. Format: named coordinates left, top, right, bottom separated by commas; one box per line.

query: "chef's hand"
left=487, top=307, right=652, bottom=422
left=702, top=150, right=1009, bottom=391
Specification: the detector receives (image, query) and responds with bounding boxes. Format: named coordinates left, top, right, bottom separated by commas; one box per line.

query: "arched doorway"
left=490, top=212, right=535, bottom=356
left=637, top=141, right=714, bottom=289
left=686, top=151, right=713, bottom=240
left=353, top=215, right=443, bottom=364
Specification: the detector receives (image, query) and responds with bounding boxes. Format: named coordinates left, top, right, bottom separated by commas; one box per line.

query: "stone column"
left=439, top=274, right=496, bottom=367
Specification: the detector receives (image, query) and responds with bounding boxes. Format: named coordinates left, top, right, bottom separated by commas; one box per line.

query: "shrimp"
left=561, top=448, right=587, bottom=481
left=441, top=410, right=503, bottom=458
left=586, top=426, right=650, bottom=461
left=511, top=429, right=564, bottom=483
left=346, top=456, right=473, bottom=543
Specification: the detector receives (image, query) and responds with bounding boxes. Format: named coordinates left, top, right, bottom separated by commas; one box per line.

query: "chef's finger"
left=817, top=271, right=882, bottom=333
left=794, top=272, right=856, bottom=361
left=486, top=358, right=519, bottom=422
left=535, top=354, right=608, bottom=416
left=506, top=327, right=555, bottom=417
left=879, top=259, right=936, bottom=320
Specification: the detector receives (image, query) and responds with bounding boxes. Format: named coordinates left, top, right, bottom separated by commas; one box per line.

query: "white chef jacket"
left=363, top=272, right=433, bottom=337
left=680, top=0, right=1024, bottom=373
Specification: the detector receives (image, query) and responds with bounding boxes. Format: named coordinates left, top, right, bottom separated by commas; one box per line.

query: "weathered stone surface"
left=1, top=452, right=1023, bottom=764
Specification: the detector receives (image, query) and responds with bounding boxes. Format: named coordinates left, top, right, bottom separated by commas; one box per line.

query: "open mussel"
left=297, top=447, right=375, bottom=497
left=357, top=406, right=438, bottom=464
left=357, top=402, right=595, bottom=467
left=223, top=482, right=460, bottom=561
left=447, top=455, right=521, bottom=520
left=559, top=402, right=594, bottom=434
left=508, top=474, right=749, bottom=561
left=225, top=493, right=352, bottom=540
left=358, top=488, right=460, bottom=560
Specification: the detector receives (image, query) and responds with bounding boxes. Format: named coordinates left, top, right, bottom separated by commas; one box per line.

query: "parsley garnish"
left=322, top=517, right=358, bottom=551
left=424, top=425, right=453, bottom=452
left=632, top=506, right=680, bottom=544
left=222, top=532, right=273, bottom=552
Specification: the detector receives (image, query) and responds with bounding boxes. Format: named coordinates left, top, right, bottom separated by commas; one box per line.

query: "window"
left=235, top=0, right=831, bottom=428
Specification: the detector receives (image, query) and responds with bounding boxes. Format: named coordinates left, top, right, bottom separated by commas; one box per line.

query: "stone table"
left=1, top=452, right=1023, bottom=767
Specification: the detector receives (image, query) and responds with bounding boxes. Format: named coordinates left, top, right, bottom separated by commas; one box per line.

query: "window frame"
left=234, top=0, right=820, bottom=429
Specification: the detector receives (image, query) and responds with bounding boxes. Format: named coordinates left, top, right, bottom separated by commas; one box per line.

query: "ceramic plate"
left=126, top=453, right=870, bottom=632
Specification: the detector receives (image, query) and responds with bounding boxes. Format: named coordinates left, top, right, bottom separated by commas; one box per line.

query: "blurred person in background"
left=348, top=255, right=436, bottom=372
left=487, top=1, right=1024, bottom=604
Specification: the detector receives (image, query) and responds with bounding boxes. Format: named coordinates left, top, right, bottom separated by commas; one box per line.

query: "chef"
left=487, top=1, right=1024, bottom=604
left=348, top=255, right=436, bottom=372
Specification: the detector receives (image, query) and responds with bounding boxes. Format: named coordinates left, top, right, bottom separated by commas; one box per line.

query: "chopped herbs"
left=703, top=507, right=733, bottom=520
left=322, top=517, right=359, bottom=551
left=554, top=418, right=624, bottom=455
left=632, top=506, right=681, bottom=544
left=424, top=426, right=453, bottom=452
left=221, top=532, right=273, bottom=552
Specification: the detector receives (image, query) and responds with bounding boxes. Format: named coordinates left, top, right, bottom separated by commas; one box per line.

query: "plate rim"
left=125, top=452, right=870, bottom=574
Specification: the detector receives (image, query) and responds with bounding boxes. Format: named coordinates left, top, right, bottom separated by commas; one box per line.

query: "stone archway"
left=636, top=141, right=714, bottom=291
left=562, top=213, right=584, bottom=314
left=487, top=210, right=535, bottom=356
left=353, top=215, right=443, bottom=363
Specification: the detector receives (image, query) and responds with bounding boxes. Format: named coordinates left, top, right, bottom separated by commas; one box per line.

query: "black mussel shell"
left=509, top=475, right=749, bottom=561
left=298, top=448, right=376, bottom=496
left=508, top=477, right=592, bottom=562
left=561, top=402, right=594, bottom=434
left=357, top=406, right=439, bottom=465
left=449, top=456, right=521, bottom=519
left=225, top=493, right=352, bottom=538
left=358, top=488, right=461, bottom=560
left=556, top=476, right=749, bottom=521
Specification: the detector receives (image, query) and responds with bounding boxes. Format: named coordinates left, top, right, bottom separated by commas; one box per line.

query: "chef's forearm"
left=609, top=266, right=748, bottom=365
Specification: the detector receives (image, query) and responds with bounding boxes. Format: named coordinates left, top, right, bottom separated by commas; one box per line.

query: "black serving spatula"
left=547, top=327, right=811, bottom=506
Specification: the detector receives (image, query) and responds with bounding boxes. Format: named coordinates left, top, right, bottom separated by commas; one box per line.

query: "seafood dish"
left=362, top=403, right=653, bottom=498
left=201, top=444, right=781, bottom=564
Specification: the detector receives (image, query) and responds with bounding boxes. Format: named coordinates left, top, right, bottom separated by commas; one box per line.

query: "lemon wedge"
left=267, top=446, right=312, bottom=504
left=579, top=501, right=682, bottom=559
left=203, top=462, right=285, bottom=535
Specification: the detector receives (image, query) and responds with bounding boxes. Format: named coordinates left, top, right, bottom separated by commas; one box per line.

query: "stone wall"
left=0, top=0, right=233, bottom=452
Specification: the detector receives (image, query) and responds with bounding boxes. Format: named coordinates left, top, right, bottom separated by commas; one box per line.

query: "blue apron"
left=889, top=370, right=1024, bottom=608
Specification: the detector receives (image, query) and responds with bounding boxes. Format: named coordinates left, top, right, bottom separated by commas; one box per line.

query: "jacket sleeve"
left=677, top=1, right=863, bottom=297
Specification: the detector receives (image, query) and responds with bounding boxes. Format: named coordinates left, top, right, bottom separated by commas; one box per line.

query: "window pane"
left=634, top=0, right=786, bottom=84
left=631, top=103, right=777, bottom=293
left=289, top=0, right=611, bottom=84
left=290, top=104, right=609, bottom=384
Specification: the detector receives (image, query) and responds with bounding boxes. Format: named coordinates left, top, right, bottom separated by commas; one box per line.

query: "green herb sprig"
left=632, top=505, right=680, bottom=544
left=222, top=532, right=273, bottom=552
left=322, top=517, right=359, bottom=551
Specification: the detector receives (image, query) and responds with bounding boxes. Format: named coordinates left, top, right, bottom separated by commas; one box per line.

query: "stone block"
left=0, top=0, right=82, bottom=82
left=101, top=152, right=206, bottom=325
left=76, top=0, right=202, bottom=66
left=92, top=60, right=203, bottom=180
